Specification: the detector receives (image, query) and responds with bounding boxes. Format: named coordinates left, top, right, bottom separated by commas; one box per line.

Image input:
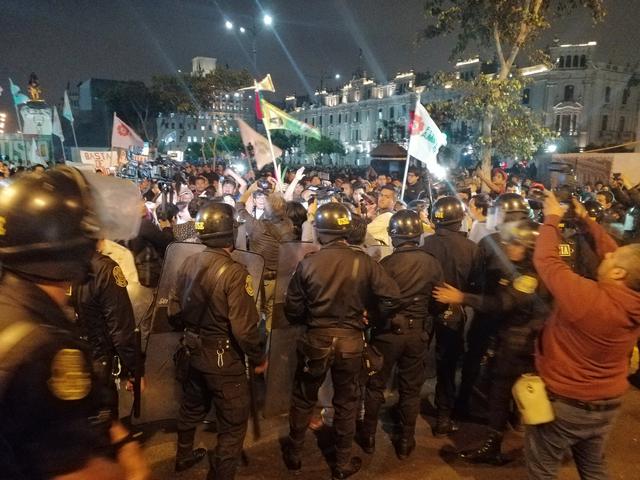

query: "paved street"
left=137, top=384, right=640, bottom=480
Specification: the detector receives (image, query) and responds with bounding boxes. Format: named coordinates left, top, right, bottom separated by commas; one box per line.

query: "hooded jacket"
left=533, top=215, right=640, bottom=401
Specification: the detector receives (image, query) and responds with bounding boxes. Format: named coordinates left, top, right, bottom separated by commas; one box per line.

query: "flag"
left=408, top=100, right=447, bottom=170
left=237, top=118, right=282, bottom=170
left=63, top=90, right=74, bottom=123
left=260, top=99, right=321, bottom=140
left=29, top=139, right=47, bottom=166
left=9, top=78, right=29, bottom=106
left=52, top=106, right=64, bottom=142
left=111, top=114, right=144, bottom=149
left=254, top=74, right=275, bottom=92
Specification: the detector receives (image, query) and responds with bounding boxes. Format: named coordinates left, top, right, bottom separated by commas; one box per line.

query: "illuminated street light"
left=239, top=26, right=246, bottom=33
left=546, top=144, right=558, bottom=153
left=263, top=14, right=273, bottom=26
left=335, top=73, right=341, bottom=80
left=225, top=20, right=233, bottom=30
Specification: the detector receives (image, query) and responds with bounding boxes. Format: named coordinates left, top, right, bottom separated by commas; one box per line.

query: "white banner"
left=80, top=150, right=118, bottom=169
left=21, top=105, right=53, bottom=135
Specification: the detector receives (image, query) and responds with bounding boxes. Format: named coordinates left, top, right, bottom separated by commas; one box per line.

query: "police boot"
left=281, top=438, right=302, bottom=473
left=175, top=429, right=207, bottom=472
left=432, top=417, right=459, bottom=438
left=458, top=430, right=506, bottom=465
left=331, top=457, right=362, bottom=480
left=396, top=436, right=416, bottom=460
left=355, top=422, right=375, bottom=454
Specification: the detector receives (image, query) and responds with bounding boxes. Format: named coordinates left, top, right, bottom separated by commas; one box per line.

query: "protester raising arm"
left=284, top=166, right=305, bottom=201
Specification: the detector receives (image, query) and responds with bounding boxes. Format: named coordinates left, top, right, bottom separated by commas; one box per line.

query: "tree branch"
left=493, top=23, right=507, bottom=72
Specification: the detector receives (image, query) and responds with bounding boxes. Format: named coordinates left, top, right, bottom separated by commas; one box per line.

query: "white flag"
left=237, top=118, right=282, bottom=170
left=52, top=106, right=64, bottom=142
left=408, top=100, right=447, bottom=173
left=30, top=139, right=47, bottom=166
left=63, top=90, right=74, bottom=123
left=111, top=113, right=144, bottom=149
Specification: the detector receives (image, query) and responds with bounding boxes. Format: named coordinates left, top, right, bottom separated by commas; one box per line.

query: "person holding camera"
left=524, top=192, right=640, bottom=480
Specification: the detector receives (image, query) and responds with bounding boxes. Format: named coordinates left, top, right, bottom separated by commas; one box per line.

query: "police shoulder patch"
left=112, top=266, right=128, bottom=287
left=513, top=275, right=538, bottom=294
left=48, top=349, right=91, bottom=401
left=245, top=275, right=255, bottom=296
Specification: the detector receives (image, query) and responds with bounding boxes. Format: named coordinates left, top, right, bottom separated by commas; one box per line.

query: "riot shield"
left=263, top=241, right=320, bottom=418
left=130, top=242, right=264, bottom=424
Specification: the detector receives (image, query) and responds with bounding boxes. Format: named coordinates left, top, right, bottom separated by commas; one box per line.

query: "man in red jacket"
left=526, top=192, right=640, bottom=479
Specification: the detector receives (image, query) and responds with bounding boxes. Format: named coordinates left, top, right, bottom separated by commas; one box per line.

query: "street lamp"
left=335, top=73, right=341, bottom=80
left=224, top=14, right=275, bottom=73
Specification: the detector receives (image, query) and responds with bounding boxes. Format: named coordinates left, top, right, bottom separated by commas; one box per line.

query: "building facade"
left=285, top=40, right=640, bottom=163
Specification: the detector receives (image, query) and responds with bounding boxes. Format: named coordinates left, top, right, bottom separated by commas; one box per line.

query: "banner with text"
left=80, top=150, right=118, bottom=169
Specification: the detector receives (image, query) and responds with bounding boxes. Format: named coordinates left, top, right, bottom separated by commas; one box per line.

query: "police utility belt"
left=386, top=315, right=427, bottom=335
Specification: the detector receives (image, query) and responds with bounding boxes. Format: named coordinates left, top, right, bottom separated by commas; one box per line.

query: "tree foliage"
left=151, top=67, right=253, bottom=115
left=306, top=136, right=346, bottom=158
left=420, top=0, right=605, bottom=175
left=270, top=131, right=301, bottom=158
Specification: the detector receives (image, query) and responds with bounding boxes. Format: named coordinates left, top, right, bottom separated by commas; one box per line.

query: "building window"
left=389, top=106, right=395, bottom=119
left=329, top=115, right=333, bottom=125
left=378, top=108, right=383, bottom=120
left=619, top=116, right=626, bottom=132
left=555, top=115, right=561, bottom=132
left=311, top=118, right=315, bottom=126
left=561, top=115, right=571, bottom=134
left=605, top=86, right=611, bottom=103
left=319, top=116, right=323, bottom=127
left=622, top=88, right=630, bottom=105
left=179, top=123, right=183, bottom=129
left=522, top=88, right=531, bottom=105
left=580, top=55, right=587, bottom=67
left=559, top=57, right=565, bottom=68
left=565, top=56, right=572, bottom=68
left=338, top=113, right=342, bottom=124
left=201, top=125, right=205, bottom=131
left=564, top=85, right=574, bottom=101
left=573, top=55, right=579, bottom=68
left=345, top=113, right=349, bottom=123
left=171, top=122, right=175, bottom=129
left=601, top=115, right=609, bottom=131
left=355, top=111, right=360, bottom=122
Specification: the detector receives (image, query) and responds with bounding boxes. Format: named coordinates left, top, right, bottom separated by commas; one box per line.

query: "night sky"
left=1, top=0, right=638, bottom=130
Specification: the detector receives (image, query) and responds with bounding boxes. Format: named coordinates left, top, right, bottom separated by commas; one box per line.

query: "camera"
left=256, top=177, right=271, bottom=191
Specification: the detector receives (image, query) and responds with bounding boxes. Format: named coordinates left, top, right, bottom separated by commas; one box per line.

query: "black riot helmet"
left=388, top=210, right=423, bottom=247
left=0, top=167, right=101, bottom=283
left=195, top=201, right=236, bottom=248
left=583, top=199, right=604, bottom=223
left=314, top=202, right=352, bottom=244
left=499, top=219, right=540, bottom=250
left=431, top=196, right=465, bottom=226
left=488, top=192, right=531, bottom=228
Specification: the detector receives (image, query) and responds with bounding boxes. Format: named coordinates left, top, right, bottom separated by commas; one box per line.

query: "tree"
left=213, top=134, right=245, bottom=156
left=270, top=131, right=301, bottom=159
left=104, top=81, right=159, bottom=142
left=306, top=136, right=345, bottom=163
left=151, top=67, right=253, bottom=115
left=421, top=0, right=605, bottom=175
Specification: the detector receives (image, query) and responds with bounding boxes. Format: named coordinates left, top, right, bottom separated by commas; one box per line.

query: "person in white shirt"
left=366, top=185, right=396, bottom=246
left=467, top=193, right=494, bottom=244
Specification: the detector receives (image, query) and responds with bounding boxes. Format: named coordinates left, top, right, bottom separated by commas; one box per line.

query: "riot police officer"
left=169, top=202, right=266, bottom=479
left=434, top=219, right=550, bottom=464
left=360, top=210, right=444, bottom=459
left=421, top=196, right=482, bottom=436
left=0, top=167, right=149, bottom=479
left=284, top=203, right=401, bottom=480
left=72, top=246, right=143, bottom=416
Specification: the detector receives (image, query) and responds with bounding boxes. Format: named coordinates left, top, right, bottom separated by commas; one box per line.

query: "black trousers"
left=363, top=331, right=429, bottom=438
left=289, top=332, right=363, bottom=469
left=177, top=366, right=250, bottom=480
left=487, top=348, right=534, bottom=432
left=435, top=322, right=465, bottom=419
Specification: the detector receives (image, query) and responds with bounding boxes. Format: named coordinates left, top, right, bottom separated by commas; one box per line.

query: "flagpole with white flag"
left=63, top=90, right=78, bottom=148
left=403, top=98, right=447, bottom=201
left=52, top=106, right=66, bottom=162
left=8, top=79, right=29, bottom=165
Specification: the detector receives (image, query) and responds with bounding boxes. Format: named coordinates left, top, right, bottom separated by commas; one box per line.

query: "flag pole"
left=70, top=120, right=78, bottom=148
left=12, top=102, right=28, bottom=167
left=400, top=149, right=411, bottom=201
left=263, top=125, right=283, bottom=190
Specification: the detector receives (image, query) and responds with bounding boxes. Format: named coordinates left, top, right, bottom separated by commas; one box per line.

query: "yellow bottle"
left=512, top=374, right=555, bottom=425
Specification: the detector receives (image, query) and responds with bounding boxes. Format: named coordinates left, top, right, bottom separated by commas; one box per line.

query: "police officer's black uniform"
left=169, top=202, right=265, bottom=480
left=72, top=251, right=141, bottom=415
left=361, top=210, right=444, bottom=459
left=451, top=220, right=551, bottom=464
left=421, top=196, right=482, bottom=436
left=284, top=203, right=401, bottom=480
left=0, top=168, right=144, bottom=479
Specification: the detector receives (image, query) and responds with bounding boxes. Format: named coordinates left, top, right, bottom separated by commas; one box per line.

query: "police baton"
left=133, top=328, right=142, bottom=418
left=247, top=358, right=262, bottom=440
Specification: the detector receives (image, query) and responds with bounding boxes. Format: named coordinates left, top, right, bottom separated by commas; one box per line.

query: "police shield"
left=263, top=241, right=320, bottom=417
left=128, top=242, right=264, bottom=424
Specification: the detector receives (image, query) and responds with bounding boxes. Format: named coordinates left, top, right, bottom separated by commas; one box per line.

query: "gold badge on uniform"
left=245, top=275, right=255, bottom=296
left=0, top=216, right=5, bottom=236
left=194, top=221, right=205, bottom=231
left=513, top=275, right=538, bottom=294
left=48, top=349, right=91, bottom=401
left=337, top=217, right=350, bottom=226
left=558, top=244, right=572, bottom=256
left=112, top=266, right=128, bottom=287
